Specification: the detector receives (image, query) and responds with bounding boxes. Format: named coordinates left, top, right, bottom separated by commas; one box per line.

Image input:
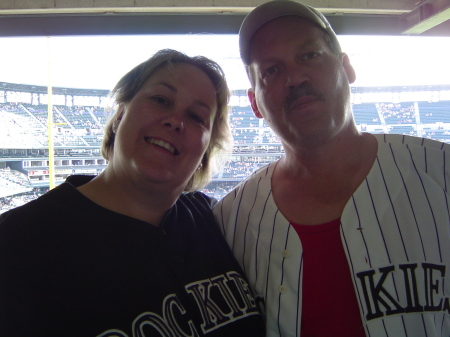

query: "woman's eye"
left=303, top=52, right=319, bottom=60
left=189, top=113, right=205, bottom=125
left=151, top=96, right=170, bottom=106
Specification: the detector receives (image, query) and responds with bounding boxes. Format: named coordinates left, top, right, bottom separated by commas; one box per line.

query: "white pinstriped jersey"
left=214, top=133, right=450, bottom=337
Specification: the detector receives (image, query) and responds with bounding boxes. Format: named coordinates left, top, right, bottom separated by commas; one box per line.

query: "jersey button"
left=282, top=249, right=290, bottom=258
left=279, top=285, right=287, bottom=293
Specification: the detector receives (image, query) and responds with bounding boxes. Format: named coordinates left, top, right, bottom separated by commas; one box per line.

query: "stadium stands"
left=378, top=102, right=416, bottom=125
left=352, top=103, right=380, bottom=125
left=419, top=101, right=450, bottom=124
left=1, top=82, right=450, bottom=205
left=0, top=168, right=33, bottom=199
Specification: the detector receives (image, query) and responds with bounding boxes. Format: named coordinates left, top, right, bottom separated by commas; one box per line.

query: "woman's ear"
left=112, top=103, right=125, bottom=133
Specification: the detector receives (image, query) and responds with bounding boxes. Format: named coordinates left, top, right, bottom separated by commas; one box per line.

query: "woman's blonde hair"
left=102, top=49, right=232, bottom=191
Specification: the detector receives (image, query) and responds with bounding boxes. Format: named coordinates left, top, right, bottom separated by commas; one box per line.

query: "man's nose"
left=285, top=65, right=309, bottom=89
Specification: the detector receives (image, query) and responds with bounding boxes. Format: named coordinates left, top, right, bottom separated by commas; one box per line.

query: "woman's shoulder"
left=178, top=191, right=216, bottom=210
left=0, top=177, right=93, bottom=232
left=1, top=184, right=65, bottom=221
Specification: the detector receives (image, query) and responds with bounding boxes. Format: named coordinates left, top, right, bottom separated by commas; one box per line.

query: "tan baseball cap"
left=239, top=0, right=342, bottom=65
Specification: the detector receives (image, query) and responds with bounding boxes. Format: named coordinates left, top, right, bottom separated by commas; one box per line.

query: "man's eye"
left=263, top=66, right=279, bottom=77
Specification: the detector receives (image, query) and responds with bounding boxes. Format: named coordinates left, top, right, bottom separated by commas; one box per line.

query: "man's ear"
left=247, top=89, right=263, bottom=119
left=341, top=53, right=356, bottom=84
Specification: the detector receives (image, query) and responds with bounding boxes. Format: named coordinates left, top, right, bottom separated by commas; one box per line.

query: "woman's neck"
left=76, top=170, right=180, bottom=226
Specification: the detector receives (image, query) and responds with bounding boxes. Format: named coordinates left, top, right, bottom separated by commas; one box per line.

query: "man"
left=214, top=1, right=450, bottom=336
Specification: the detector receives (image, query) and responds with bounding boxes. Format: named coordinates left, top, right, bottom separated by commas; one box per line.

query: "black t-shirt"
left=0, top=175, right=265, bottom=337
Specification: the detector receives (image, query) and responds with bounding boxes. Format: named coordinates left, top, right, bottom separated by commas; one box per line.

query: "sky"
left=0, top=34, right=450, bottom=91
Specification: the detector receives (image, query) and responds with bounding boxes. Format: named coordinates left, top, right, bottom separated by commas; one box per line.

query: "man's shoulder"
left=372, top=133, right=450, bottom=185
left=235, top=161, right=274, bottom=186
left=374, top=133, right=450, bottom=151
left=242, top=161, right=276, bottom=184
left=216, top=161, right=276, bottom=207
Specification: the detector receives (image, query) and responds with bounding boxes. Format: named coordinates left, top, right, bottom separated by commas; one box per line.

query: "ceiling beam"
left=0, top=6, right=409, bottom=16
left=401, top=0, right=450, bottom=34
left=1, top=0, right=449, bottom=37
left=0, top=0, right=417, bottom=16
left=0, top=12, right=410, bottom=37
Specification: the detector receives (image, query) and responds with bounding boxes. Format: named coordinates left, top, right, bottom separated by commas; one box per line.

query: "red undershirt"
left=291, top=219, right=366, bottom=337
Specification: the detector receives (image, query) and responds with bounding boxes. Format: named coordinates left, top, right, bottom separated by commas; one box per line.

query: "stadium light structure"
left=46, top=37, right=55, bottom=190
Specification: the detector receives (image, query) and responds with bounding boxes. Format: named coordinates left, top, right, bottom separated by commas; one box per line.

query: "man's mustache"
left=284, top=83, right=325, bottom=112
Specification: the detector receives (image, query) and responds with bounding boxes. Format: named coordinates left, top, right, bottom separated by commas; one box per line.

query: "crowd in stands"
left=378, top=102, right=416, bottom=124
left=201, top=181, right=241, bottom=199
left=229, top=109, right=259, bottom=128
left=261, top=129, right=281, bottom=143
left=0, top=168, right=30, bottom=185
left=56, top=105, right=103, bottom=130
left=0, top=103, right=106, bottom=147
left=0, top=189, right=47, bottom=215
left=0, top=110, right=44, bottom=147
left=2, top=96, right=450, bottom=210
left=221, top=160, right=269, bottom=179
left=222, top=161, right=258, bottom=179
left=232, top=128, right=260, bottom=144
left=0, top=102, right=21, bottom=112
left=0, top=168, right=33, bottom=203
left=423, top=129, right=450, bottom=142
left=4, top=99, right=449, bottom=150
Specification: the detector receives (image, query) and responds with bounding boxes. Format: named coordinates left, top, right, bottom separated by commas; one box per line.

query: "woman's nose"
left=162, top=115, right=184, bottom=132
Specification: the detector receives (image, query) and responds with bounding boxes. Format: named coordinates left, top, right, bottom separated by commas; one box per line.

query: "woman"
left=0, top=49, right=265, bottom=337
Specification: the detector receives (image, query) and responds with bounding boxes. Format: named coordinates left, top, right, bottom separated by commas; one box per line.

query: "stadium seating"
left=2, top=85, right=450, bottom=203
left=0, top=169, right=33, bottom=199
left=352, top=103, right=380, bottom=125
left=418, top=101, right=450, bottom=124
